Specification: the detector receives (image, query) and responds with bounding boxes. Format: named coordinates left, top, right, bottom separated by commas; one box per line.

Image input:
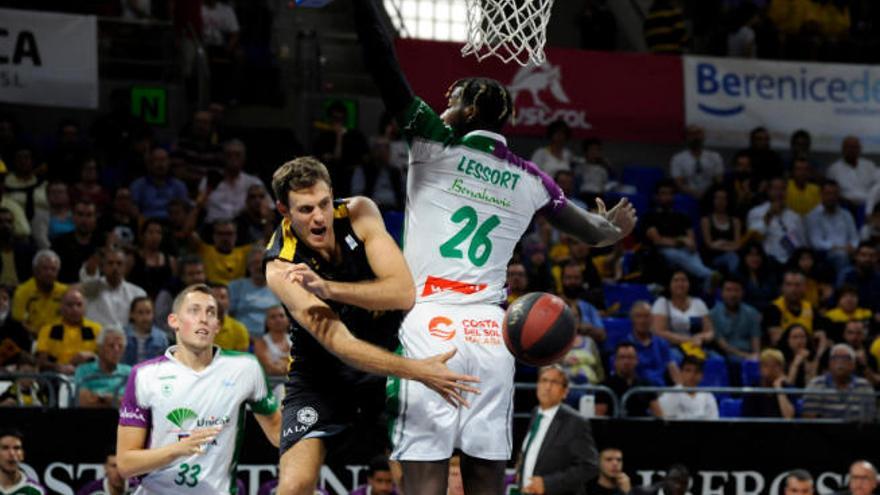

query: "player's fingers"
left=289, top=263, right=312, bottom=272
left=594, top=197, right=606, bottom=214
left=438, top=348, right=458, bottom=362
left=454, top=381, right=481, bottom=395
left=451, top=372, right=481, bottom=384
left=446, top=387, right=470, bottom=408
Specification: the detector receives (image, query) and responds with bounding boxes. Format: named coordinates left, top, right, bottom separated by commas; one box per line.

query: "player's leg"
left=459, top=454, right=507, bottom=494
left=277, top=438, right=325, bottom=495
left=457, top=304, right=516, bottom=489
left=390, top=303, right=461, bottom=492
left=399, top=460, right=450, bottom=495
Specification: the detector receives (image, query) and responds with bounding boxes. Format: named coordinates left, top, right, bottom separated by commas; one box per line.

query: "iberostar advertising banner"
left=0, top=8, right=98, bottom=109
left=685, top=55, right=880, bottom=152
left=396, top=39, right=684, bottom=143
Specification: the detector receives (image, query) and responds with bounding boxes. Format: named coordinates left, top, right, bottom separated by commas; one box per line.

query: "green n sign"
left=131, top=86, right=167, bottom=125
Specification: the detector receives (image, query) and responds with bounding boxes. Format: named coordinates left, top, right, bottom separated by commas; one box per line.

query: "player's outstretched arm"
left=548, top=198, right=637, bottom=248
left=352, top=0, right=415, bottom=116
left=285, top=197, right=415, bottom=310
left=254, top=410, right=282, bottom=448
left=267, top=260, right=479, bottom=406
left=116, top=425, right=220, bottom=478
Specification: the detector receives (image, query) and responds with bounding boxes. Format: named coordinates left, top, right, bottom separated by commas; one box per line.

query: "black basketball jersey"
left=263, top=200, right=402, bottom=381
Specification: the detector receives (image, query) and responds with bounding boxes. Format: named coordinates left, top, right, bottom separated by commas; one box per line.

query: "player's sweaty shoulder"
left=345, top=196, right=384, bottom=237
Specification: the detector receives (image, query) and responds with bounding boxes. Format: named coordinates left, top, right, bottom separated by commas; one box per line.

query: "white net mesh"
left=461, top=0, right=555, bottom=67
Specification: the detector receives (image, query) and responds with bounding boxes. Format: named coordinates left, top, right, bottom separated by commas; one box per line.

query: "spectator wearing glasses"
left=803, top=344, right=876, bottom=421
left=833, top=460, right=878, bottom=495
left=514, top=365, right=597, bottom=495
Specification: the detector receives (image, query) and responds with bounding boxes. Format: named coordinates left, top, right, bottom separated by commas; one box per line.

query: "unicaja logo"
left=508, top=63, right=591, bottom=130
left=428, top=316, right=456, bottom=341
left=166, top=408, right=198, bottom=429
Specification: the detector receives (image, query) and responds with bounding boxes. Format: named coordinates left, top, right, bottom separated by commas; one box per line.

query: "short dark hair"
left=179, top=255, right=204, bottom=272
left=857, top=241, right=877, bottom=252
left=837, top=284, right=859, bottom=299
left=790, top=129, right=811, bottom=146
left=655, top=178, right=678, bottom=194
left=615, top=342, right=637, bottom=355
left=787, top=469, right=813, bottom=484
left=546, top=119, right=571, bottom=140
left=129, top=296, right=152, bottom=315
left=681, top=356, right=704, bottom=371
left=554, top=169, right=574, bottom=181
left=0, top=428, right=24, bottom=443
left=446, top=77, right=514, bottom=133
left=732, top=150, right=751, bottom=163
left=750, top=126, right=769, bottom=139
left=272, top=157, right=332, bottom=207
left=820, top=178, right=839, bottom=189
left=73, top=198, right=96, bottom=211
left=721, top=275, right=744, bottom=288
left=367, top=455, right=391, bottom=477
left=582, top=138, right=602, bottom=149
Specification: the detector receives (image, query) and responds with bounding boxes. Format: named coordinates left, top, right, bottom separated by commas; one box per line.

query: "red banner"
left=395, top=39, right=684, bottom=143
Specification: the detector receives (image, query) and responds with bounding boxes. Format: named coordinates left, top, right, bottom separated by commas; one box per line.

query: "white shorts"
left=388, top=301, right=515, bottom=462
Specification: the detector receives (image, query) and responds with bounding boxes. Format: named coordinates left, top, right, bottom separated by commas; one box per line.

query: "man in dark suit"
left=516, top=365, right=598, bottom=494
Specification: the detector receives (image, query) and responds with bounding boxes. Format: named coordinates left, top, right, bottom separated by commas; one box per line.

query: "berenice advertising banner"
left=396, top=39, right=684, bottom=144
left=684, top=55, right=880, bottom=153
left=0, top=8, right=98, bottom=109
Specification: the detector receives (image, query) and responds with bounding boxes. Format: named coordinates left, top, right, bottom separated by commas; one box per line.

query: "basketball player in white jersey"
left=116, top=284, right=281, bottom=494
left=350, top=0, right=637, bottom=492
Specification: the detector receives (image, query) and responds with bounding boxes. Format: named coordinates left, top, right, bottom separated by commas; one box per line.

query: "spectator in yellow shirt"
left=12, top=249, right=68, bottom=335
left=35, top=287, right=102, bottom=374
left=786, top=158, right=821, bottom=216
left=825, top=285, right=872, bottom=340
left=767, top=0, right=817, bottom=36
left=210, top=283, right=249, bottom=352
left=195, top=220, right=251, bottom=286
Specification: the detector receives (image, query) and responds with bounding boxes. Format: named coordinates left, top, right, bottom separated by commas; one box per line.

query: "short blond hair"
left=760, top=349, right=785, bottom=367
left=171, top=283, right=215, bottom=315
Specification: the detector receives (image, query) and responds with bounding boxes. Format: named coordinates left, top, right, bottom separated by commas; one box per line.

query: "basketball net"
left=461, top=0, right=555, bottom=67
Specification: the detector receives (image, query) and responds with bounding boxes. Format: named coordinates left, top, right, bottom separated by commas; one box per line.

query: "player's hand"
left=523, top=476, right=545, bottom=494
left=175, top=427, right=222, bottom=456
left=414, top=349, right=481, bottom=408
left=285, top=263, right=332, bottom=300
left=616, top=472, right=631, bottom=492
left=596, top=197, right=637, bottom=240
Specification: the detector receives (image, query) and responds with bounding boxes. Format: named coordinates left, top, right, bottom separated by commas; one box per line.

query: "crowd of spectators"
left=524, top=119, right=880, bottom=421
left=581, top=0, right=880, bottom=64
left=643, top=0, right=880, bottom=62
left=0, top=104, right=302, bottom=408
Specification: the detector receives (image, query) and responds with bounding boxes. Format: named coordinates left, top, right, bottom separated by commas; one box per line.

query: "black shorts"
left=279, top=370, right=389, bottom=459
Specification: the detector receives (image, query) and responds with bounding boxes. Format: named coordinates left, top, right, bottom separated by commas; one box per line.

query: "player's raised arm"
left=352, top=0, right=415, bottom=116
left=285, top=196, right=415, bottom=311
left=266, top=260, right=479, bottom=406
left=548, top=197, right=637, bottom=248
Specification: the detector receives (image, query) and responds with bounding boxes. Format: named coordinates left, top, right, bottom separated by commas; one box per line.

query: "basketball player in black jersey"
left=264, top=156, right=479, bottom=494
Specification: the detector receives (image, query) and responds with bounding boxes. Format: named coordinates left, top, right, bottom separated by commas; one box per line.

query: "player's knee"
left=277, top=471, right=318, bottom=495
